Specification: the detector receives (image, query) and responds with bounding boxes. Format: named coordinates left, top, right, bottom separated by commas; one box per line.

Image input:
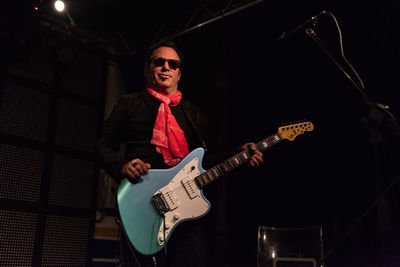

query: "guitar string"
left=165, top=151, right=253, bottom=196
left=156, top=125, right=308, bottom=211
left=167, top=135, right=282, bottom=194
left=165, top=138, right=274, bottom=195
left=162, top=126, right=313, bottom=198
left=166, top=125, right=306, bottom=193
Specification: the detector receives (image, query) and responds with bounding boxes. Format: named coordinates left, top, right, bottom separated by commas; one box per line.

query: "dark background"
left=1, top=0, right=400, bottom=266
left=174, top=2, right=400, bottom=266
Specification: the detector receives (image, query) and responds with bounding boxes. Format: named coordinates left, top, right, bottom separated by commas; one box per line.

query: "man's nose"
left=161, top=61, right=171, bottom=70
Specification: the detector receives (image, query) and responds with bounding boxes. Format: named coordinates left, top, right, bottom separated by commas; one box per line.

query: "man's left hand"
left=241, top=142, right=264, bottom=167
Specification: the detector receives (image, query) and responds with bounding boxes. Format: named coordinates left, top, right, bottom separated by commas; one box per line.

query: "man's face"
left=145, top=46, right=181, bottom=95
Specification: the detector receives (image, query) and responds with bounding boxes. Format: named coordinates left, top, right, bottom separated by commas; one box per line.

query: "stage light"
left=54, top=0, right=65, bottom=12
left=53, top=0, right=77, bottom=26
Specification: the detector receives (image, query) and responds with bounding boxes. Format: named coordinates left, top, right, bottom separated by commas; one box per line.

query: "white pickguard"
left=155, top=158, right=209, bottom=244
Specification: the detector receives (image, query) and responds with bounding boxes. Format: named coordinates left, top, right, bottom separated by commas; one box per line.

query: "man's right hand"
left=121, top=159, right=151, bottom=180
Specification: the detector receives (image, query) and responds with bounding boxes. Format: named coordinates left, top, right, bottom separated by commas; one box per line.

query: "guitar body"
left=117, top=147, right=211, bottom=256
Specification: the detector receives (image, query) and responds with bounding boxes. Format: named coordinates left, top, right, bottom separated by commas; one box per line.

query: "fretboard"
left=194, top=133, right=282, bottom=189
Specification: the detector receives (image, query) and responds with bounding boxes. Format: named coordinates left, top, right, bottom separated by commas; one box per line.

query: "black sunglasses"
left=150, top=57, right=181, bottom=70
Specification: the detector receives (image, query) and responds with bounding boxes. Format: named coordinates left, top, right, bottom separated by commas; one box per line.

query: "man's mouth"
left=159, top=74, right=171, bottom=79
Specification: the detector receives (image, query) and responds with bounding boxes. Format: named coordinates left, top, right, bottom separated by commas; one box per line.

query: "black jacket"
left=97, top=90, right=210, bottom=183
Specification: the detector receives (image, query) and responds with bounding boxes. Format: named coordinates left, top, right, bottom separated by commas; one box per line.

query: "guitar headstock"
left=278, top=121, right=314, bottom=141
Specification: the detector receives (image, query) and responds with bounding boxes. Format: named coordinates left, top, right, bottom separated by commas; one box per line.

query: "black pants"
left=119, top=219, right=209, bottom=267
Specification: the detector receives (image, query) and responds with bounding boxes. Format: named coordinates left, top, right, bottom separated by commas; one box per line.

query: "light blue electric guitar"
left=117, top=121, right=314, bottom=255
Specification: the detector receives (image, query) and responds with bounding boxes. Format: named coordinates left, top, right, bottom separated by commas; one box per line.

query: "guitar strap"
left=181, top=99, right=208, bottom=152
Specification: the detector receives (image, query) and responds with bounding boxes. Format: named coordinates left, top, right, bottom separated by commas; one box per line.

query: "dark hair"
left=145, top=37, right=183, bottom=68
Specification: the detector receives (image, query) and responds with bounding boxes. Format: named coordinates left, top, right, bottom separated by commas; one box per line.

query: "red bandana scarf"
left=146, top=88, right=189, bottom=166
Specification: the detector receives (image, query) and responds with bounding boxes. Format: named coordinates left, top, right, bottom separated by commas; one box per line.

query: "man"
left=97, top=39, right=263, bottom=266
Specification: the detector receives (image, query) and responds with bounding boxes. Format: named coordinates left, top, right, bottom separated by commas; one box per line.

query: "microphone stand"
left=304, top=26, right=400, bottom=265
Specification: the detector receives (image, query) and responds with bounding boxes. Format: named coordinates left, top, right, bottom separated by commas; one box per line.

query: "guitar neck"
left=194, top=133, right=282, bottom=189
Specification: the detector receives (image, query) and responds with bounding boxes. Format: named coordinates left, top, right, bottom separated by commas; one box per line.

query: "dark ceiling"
left=5, top=0, right=273, bottom=56
left=50, top=0, right=241, bottom=50
left=4, top=0, right=400, bottom=59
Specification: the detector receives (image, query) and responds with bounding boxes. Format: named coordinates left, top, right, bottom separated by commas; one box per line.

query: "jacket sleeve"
left=96, top=96, right=130, bottom=183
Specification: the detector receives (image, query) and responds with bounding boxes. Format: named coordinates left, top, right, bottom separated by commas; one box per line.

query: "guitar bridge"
left=151, top=193, right=169, bottom=215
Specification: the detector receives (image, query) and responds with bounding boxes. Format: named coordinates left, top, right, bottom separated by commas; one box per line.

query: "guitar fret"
left=216, top=164, right=225, bottom=176
left=215, top=164, right=224, bottom=176
left=237, top=154, right=244, bottom=164
left=265, top=136, right=277, bottom=146
left=201, top=173, right=209, bottom=186
left=230, top=158, right=237, bottom=168
left=211, top=168, right=218, bottom=179
left=208, top=172, right=213, bottom=182
left=204, top=175, right=208, bottom=186
left=233, top=156, right=240, bottom=166
left=211, top=167, right=219, bottom=178
left=200, top=176, right=206, bottom=187
left=196, top=175, right=206, bottom=188
left=206, top=172, right=214, bottom=183
left=195, top=175, right=203, bottom=188
left=225, top=159, right=233, bottom=170
left=224, top=162, right=231, bottom=172
left=256, top=143, right=264, bottom=151
left=216, top=167, right=222, bottom=177
left=222, top=161, right=231, bottom=172
left=204, top=173, right=211, bottom=185
left=211, top=172, right=217, bottom=181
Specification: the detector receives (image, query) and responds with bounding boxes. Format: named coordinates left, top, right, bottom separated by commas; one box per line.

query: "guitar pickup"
left=181, top=176, right=199, bottom=199
left=159, top=187, right=179, bottom=211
